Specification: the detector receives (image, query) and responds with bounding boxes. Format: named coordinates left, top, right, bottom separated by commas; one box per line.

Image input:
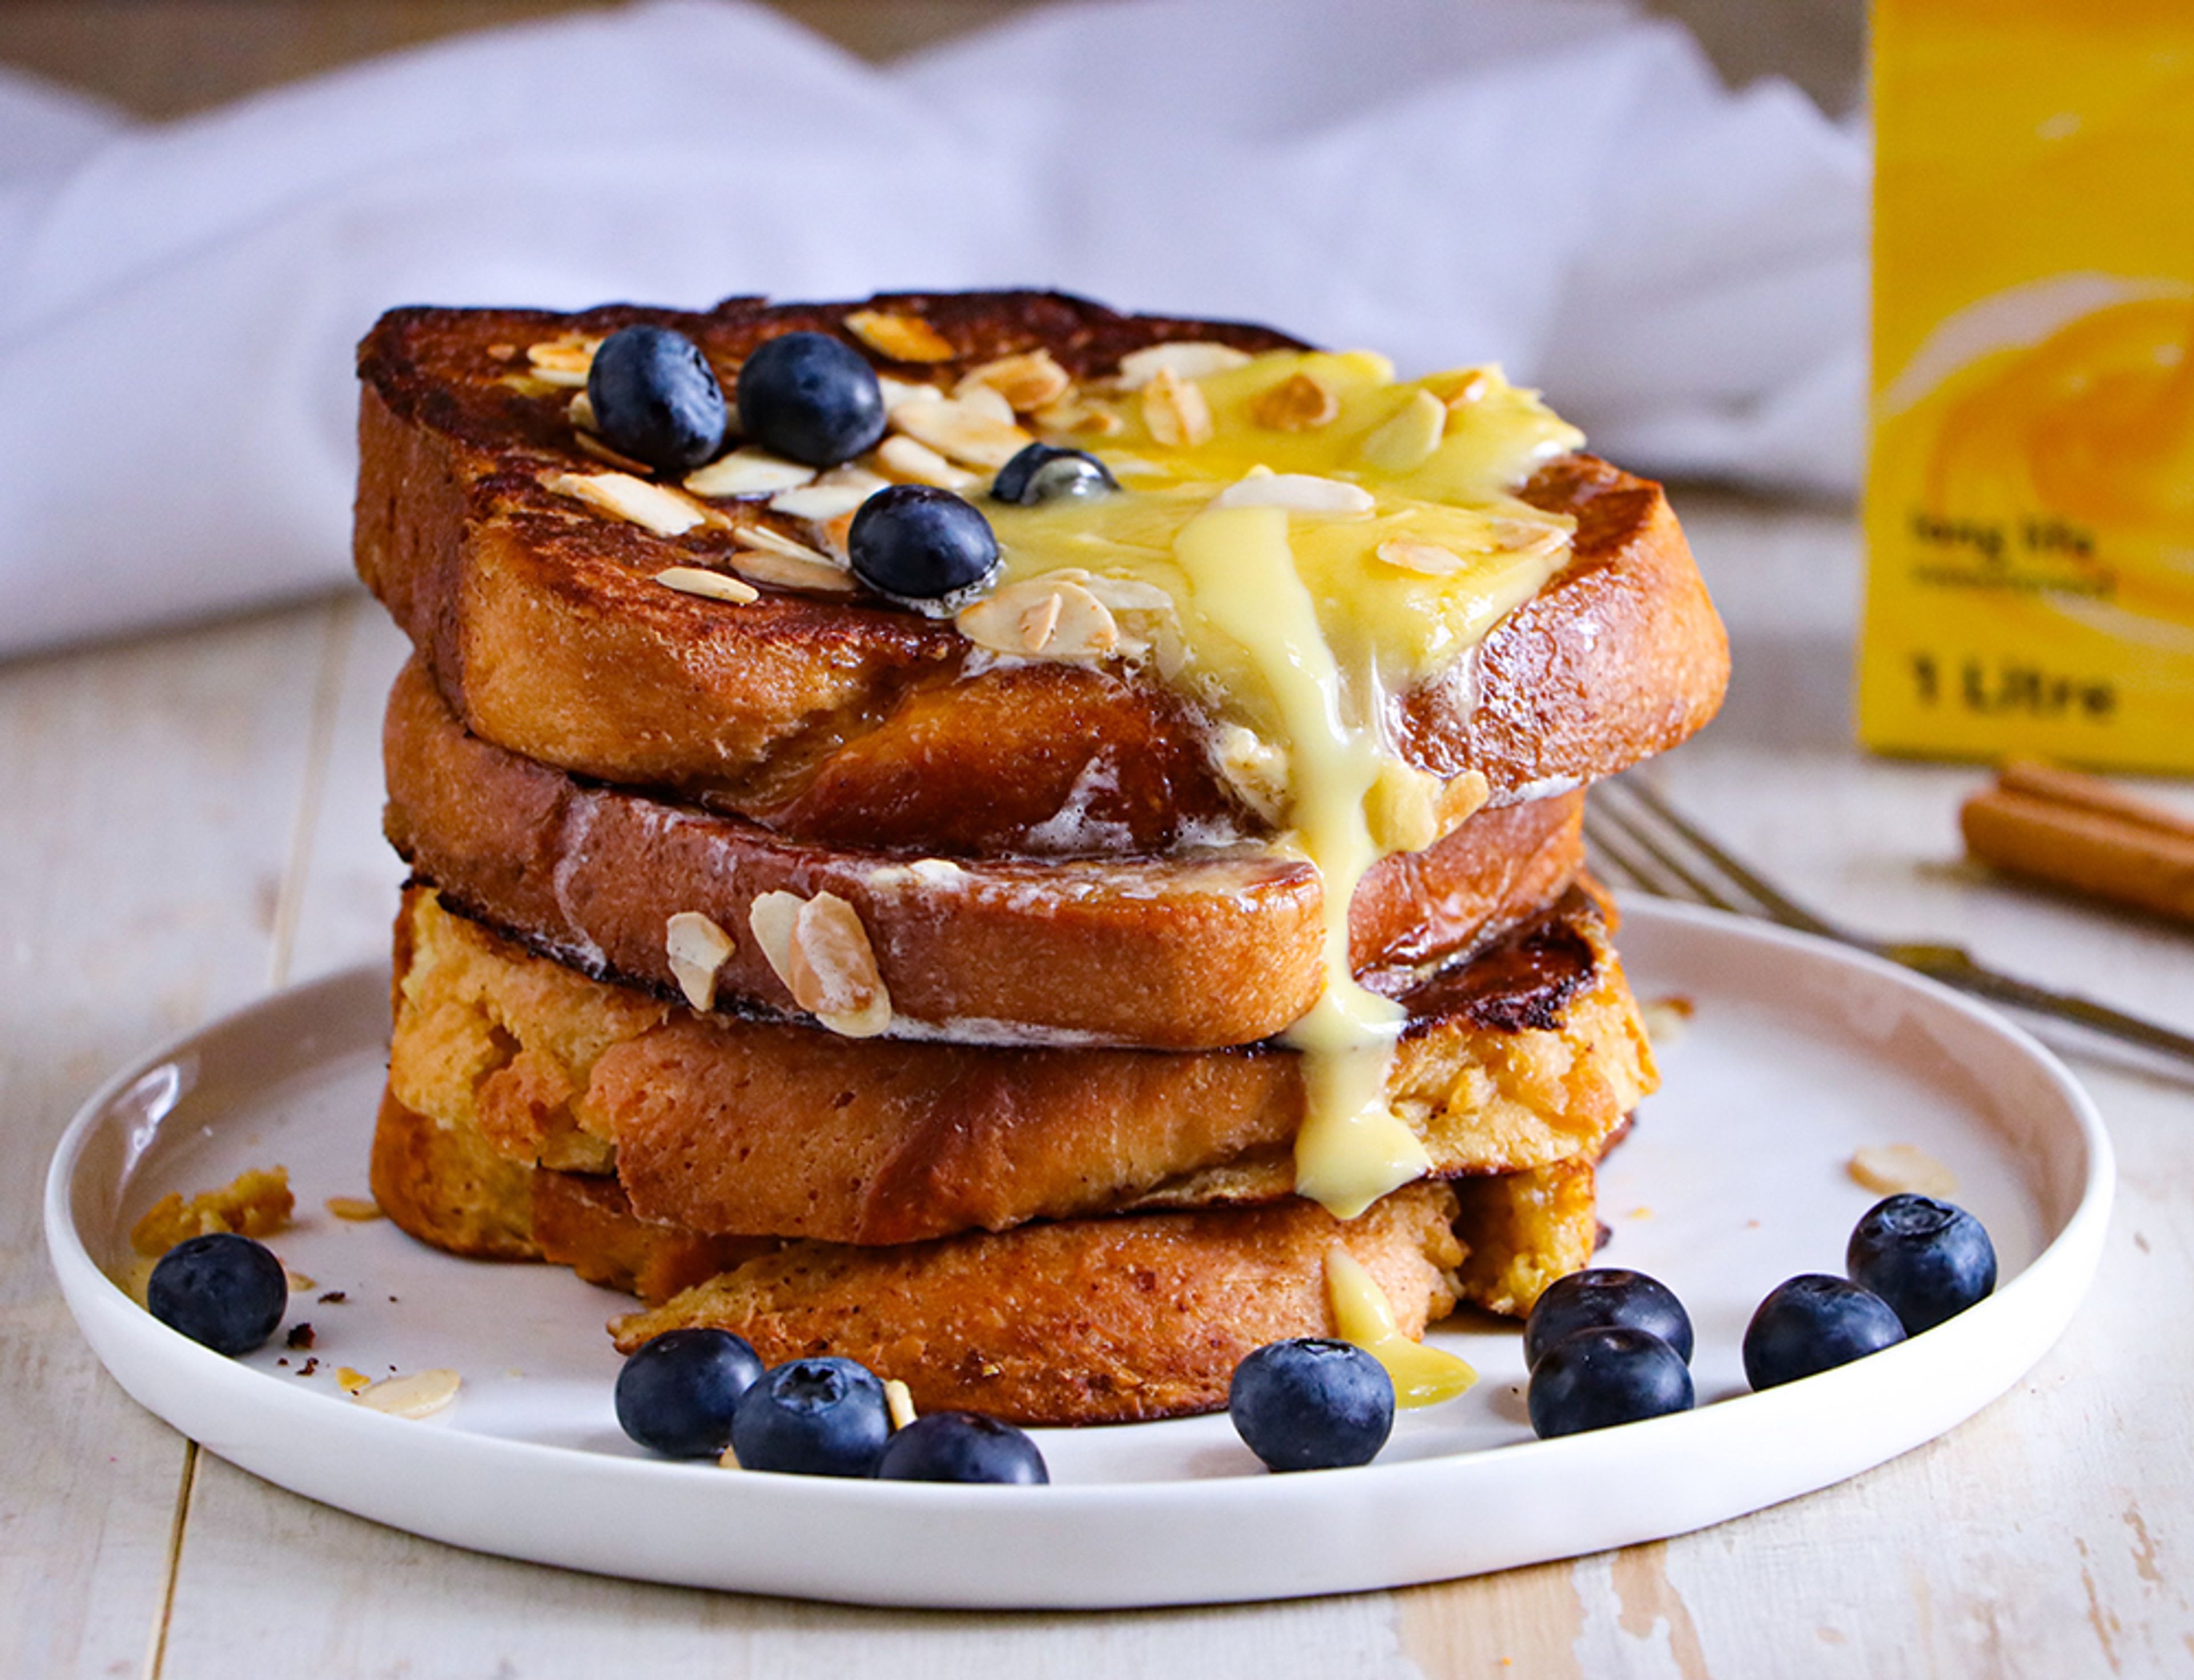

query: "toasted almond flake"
left=487, top=342, right=519, bottom=360
left=876, top=434, right=979, bottom=490
left=529, top=335, right=597, bottom=372
left=1034, top=396, right=1126, bottom=437
left=528, top=367, right=593, bottom=390
left=956, top=579, right=1119, bottom=661
left=326, top=1196, right=382, bottom=1222
left=1116, top=342, right=1252, bottom=390
left=1211, top=472, right=1375, bottom=516
left=1361, top=389, right=1448, bottom=471
left=1212, top=724, right=1289, bottom=824
left=845, top=310, right=956, bottom=363
left=726, top=549, right=856, bottom=595
left=1849, top=1144, right=1960, bottom=1199
left=1367, top=761, right=1447, bottom=855
left=1492, top=517, right=1570, bottom=559
left=354, top=1369, right=461, bottom=1419
left=718, top=1443, right=742, bottom=1470
left=567, top=391, right=598, bottom=432
left=956, top=350, right=1071, bottom=412
left=285, top=1269, right=316, bottom=1293
left=884, top=1379, right=918, bottom=1431
left=1375, top=538, right=1470, bottom=576
left=573, top=431, right=655, bottom=475
left=655, top=566, right=760, bottom=604
left=1080, top=574, right=1175, bottom=614
left=335, top=1367, right=373, bottom=1395
left=737, top=523, right=836, bottom=566
left=542, top=470, right=707, bottom=537
left=1142, top=366, right=1214, bottom=448
left=889, top=398, right=1032, bottom=470
left=751, top=891, right=891, bottom=1037
left=1434, top=366, right=1497, bottom=411
left=1251, top=371, right=1340, bottom=432
left=498, top=373, right=559, bottom=398
left=876, top=374, right=940, bottom=411
left=767, top=482, right=875, bottom=521
left=819, top=512, right=858, bottom=563
left=684, top=448, right=816, bottom=499
left=952, top=382, right=1018, bottom=426
left=665, top=911, right=735, bottom=1010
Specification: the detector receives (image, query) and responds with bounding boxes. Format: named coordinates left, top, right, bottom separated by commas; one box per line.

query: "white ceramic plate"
left=46, top=900, right=2111, bottom=1609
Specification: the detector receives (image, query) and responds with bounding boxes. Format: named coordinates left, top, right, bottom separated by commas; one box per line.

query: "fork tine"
left=1618, top=780, right=1840, bottom=937
left=1581, top=808, right=1665, bottom=898
left=1588, top=788, right=1745, bottom=915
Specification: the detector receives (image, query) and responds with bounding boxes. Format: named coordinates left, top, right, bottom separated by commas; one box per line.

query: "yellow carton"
left=1859, top=0, right=2194, bottom=771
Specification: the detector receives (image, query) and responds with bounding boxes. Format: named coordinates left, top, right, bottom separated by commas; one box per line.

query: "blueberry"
left=146, top=1232, right=287, bottom=1356
left=847, top=485, right=1000, bottom=600
left=735, top=331, right=887, bottom=467
left=991, top=443, right=1118, bottom=507
left=730, top=1356, right=891, bottom=1477
left=1523, top=1269, right=1694, bottom=1370
left=1743, top=1274, right=1907, bottom=1390
left=614, top=1328, right=764, bottom=1459
left=1527, top=1327, right=1693, bottom=1438
left=1847, top=1194, right=1998, bottom=1335
left=874, top=1412, right=1049, bottom=1484
left=586, top=324, right=728, bottom=474
left=1228, top=1338, right=1394, bottom=1472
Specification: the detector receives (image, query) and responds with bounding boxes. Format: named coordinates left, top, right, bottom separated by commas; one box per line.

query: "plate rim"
left=44, top=899, right=2117, bottom=1607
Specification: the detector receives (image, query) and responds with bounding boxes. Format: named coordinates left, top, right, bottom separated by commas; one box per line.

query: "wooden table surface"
left=7, top=3, right=2189, bottom=1675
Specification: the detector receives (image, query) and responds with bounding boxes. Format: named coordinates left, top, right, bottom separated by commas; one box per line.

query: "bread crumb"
left=131, top=1166, right=293, bottom=1256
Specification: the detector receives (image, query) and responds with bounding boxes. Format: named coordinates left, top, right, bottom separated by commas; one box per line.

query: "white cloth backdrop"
left=0, top=0, right=1866, bottom=657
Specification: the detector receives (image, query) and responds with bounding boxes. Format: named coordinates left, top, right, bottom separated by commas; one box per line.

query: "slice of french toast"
left=385, top=656, right=1586, bottom=1049
left=368, top=1090, right=1600, bottom=1425
left=389, top=883, right=1651, bottom=1247
left=357, top=290, right=1727, bottom=857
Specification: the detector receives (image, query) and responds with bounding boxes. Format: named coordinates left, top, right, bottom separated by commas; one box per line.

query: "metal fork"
left=1586, top=776, right=2194, bottom=1066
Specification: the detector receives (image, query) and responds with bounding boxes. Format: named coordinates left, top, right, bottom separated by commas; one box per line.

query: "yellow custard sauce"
left=978, top=349, right=1582, bottom=1216
left=1860, top=0, right=2194, bottom=771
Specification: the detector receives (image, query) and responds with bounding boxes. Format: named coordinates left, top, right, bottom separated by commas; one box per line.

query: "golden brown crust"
left=389, top=884, right=1653, bottom=1245
left=608, top=1186, right=1464, bottom=1425
left=369, top=1086, right=540, bottom=1261
left=356, top=290, right=1728, bottom=856
left=385, top=657, right=1586, bottom=1049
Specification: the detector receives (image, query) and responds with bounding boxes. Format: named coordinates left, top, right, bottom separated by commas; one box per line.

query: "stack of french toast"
left=354, top=290, right=1727, bottom=1426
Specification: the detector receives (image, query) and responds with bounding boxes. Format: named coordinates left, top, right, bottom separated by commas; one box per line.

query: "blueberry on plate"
left=1527, top=1327, right=1693, bottom=1438
left=991, top=443, right=1119, bottom=507
left=1847, top=1193, right=1998, bottom=1335
left=586, top=324, right=728, bottom=474
left=146, top=1232, right=288, bottom=1356
left=1743, top=1273, right=1907, bottom=1390
left=1228, top=1337, right=1394, bottom=1472
left=730, top=1356, right=892, bottom=1477
left=1523, top=1268, right=1694, bottom=1370
left=735, top=331, right=887, bottom=467
left=847, top=484, right=1000, bottom=600
left=614, top=1328, right=765, bottom=1459
left=874, top=1412, right=1049, bottom=1484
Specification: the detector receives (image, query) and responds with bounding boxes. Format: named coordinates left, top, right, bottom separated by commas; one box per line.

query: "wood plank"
left=0, top=601, right=338, bottom=1680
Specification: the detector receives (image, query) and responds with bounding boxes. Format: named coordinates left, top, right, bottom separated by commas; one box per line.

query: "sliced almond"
left=884, top=1378, right=918, bottom=1432
left=655, top=566, right=760, bottom=604
left=952, top=382, right=1017, bottom=426
left=956, top=578, right=1119, bottom=660
left=573, top=431, right=655, bottom=475
left=889, top=398, right=1032, bottom=470
left=542, top=470, right=707, bottom=538
left=1034, top=396, right=1126, bottom=438
left=876, top=434, right=980, bottom=491
left=684, top=448, right=816, bottom=499
left=1432, top=366, right=1497, bottom=412
left=1849, top=1144, right=1960, bottom=1199
left=844, top=310, right=956, bottom=363
left=1211, top=724, right=1289, bottom=824
left=1366, top=761, right=1447, bottom=855
left=1142, top=366, right=1214, bottom=448
left=750, top=891, right=891, bottom=1037
left=767, top=482, right=876, bottom=521
left=567, top=391, right=599, bottom=433
left=1211, top=472, right=1374, bottom=516
left=956, top=350, right=1071, bottom=413
left=1115, top=342, right=1251, bottom=390
left=1375, top=538, right=1470, bottom=576
left=1251, top=371, right=1340, bottom=432
left=1492, top=517, right=1571, bottom=560
left=726, top=549, right=856, bottom=595
left=527, top=335, right=598, bottom=387
left=736, top=523, right=836, bottom=566
left=353, top=1369, right=462, bottom=1420
left=664, top=911, right=735, bottom=1011
left=876, top=374, right=940, bottom=412
left=1361, top=389, right=1448, bottom=471
left=326, top=1196, right=383, bottom=1222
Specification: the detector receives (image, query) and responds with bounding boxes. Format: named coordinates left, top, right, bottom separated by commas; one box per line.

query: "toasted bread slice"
left=389, top=883, right=1651, bottom=1246
left=369, top=1090, right=1596, bottom=1425
left=385, top=657, right=1586, bottom=1049
left=357, top=291, right=1727, bottom=856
